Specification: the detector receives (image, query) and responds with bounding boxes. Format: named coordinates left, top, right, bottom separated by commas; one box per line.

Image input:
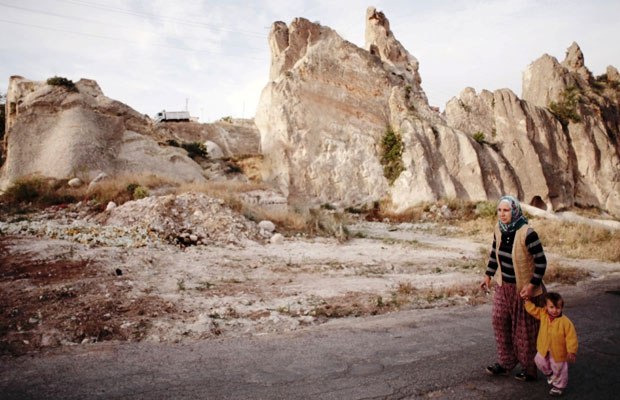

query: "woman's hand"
left=480, top=275, right=491, bottom=293
left=519, top=283, right=535, bottom=299
left=567, top=353, right=576, bottom=363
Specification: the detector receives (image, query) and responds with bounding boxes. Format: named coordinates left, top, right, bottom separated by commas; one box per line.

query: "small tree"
left=548, top=86, right=582, bottom=127
left=181, top=141, right=208, bottom=159
left=46, top=76, right=78, bottom=92
left=380, top=126, right=405, bottom=185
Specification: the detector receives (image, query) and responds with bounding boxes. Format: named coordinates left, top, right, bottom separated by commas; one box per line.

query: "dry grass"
left=396, top=281, right=416, bottom=295
left=535, top=220, right=620, bottom=262
left=175, top=180, right=268, bottom=198
left=0, top=173, right=179, bottom=212
left=363, top=197, right=619, bottom=258
left=544, top=260, right=591, bottom=285
left=177, top=181, right=350, bottom=239
left=3, top=178, right=617, bottom=248
left=453, top=214, right=620, bottom=263
left=377, top=198, right=495, bottom=223
left=84, top=173, right=175, bottom=205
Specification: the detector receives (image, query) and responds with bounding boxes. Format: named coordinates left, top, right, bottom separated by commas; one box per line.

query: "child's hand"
left=567, top=353, right=576, bottom=363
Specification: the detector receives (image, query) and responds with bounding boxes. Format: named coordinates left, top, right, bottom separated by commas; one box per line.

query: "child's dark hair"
left=546, top=292, right=564, bottom=307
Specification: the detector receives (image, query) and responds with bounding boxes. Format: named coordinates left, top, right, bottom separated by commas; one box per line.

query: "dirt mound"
left=104, top=192, right=262, bottom=247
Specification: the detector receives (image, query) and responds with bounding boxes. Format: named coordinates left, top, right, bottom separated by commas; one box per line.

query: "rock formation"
left=255, top=7, right=620, bottom=217
left=0, top=76, right=263, bottom=190
left=448, top=42, right=620, bottom=215
left=0, top=76, right=207, bottom=189
left=155, top=118, right=260, bottom=158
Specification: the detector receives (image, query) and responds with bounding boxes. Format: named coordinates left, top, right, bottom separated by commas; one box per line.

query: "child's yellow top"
left=525, top=301, right=578, bottom=362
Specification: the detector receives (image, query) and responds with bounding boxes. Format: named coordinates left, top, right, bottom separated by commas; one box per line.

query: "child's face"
left=545, top=299, right=563, bottom=318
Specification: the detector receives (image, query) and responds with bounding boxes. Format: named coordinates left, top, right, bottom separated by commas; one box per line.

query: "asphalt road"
left=1, top=275, right=619, bottom=400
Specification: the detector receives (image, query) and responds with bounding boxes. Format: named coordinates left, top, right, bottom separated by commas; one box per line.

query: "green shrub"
left=126, top=183, right=139, bottom=194
left=221, top=116, right=233, bottom=123
left=125, top=182, right=149, bottom=200
left=46, top=76, right=78, bottom=92
left=2, top=177, right=45, bottom=203
left=472, top=131, right=485, bottom=143
left=132, top=186, right=149, bottom=199
left=1, top=176, right=75, bottom=206
left=224, top=161, right=243, bottom=174
left=181, top=142, right=208, bottom=159
left=475, top=201, right=497, bottom=218
left=548, top=86, right=582, bottom=127
left=380, top=126, right=405, bottom=185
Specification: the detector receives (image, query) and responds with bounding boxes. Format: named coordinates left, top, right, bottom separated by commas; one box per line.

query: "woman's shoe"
left=485, top=363, right=509, bottom=376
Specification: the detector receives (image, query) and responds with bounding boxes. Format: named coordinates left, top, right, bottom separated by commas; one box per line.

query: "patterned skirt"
left=492, top=283, right=545, bottom=375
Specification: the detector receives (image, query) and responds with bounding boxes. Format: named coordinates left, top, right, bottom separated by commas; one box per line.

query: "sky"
left=1, top=0, right=619, bottom=123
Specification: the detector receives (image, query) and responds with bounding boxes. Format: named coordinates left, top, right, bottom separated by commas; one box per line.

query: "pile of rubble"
left=103, top=192, right=262, bottom=247
left=0, top=193, right=264, bottom=248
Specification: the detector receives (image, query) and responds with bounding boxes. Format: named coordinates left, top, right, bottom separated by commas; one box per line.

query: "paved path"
left=1, top=276, right=619, bottom=399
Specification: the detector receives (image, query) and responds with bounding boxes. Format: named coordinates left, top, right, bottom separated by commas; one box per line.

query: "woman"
left=480, top=195, right=547, bottom=381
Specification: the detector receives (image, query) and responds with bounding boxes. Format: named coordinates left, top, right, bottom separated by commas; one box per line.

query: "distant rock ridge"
left=255, top=7, right=620, bottom=217
left=0, top=76, right=207, bottom=189
left=0, top=77, right=262, bottom=190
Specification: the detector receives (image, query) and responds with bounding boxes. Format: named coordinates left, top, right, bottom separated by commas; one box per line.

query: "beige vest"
left=493, top=224, right=544, bottom=297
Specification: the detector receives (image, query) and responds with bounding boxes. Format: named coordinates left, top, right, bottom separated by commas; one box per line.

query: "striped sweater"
left=485, top=226, right=547, bottom=286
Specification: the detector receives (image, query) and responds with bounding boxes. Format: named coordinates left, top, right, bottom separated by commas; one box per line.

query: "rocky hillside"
left=0, top=77, right=261, bottom=190
left=255, top=7, right=620, bottom=217
left=1, top=6, right=618, bottom=218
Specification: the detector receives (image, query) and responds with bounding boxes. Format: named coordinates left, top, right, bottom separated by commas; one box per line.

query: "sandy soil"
left=1, top=197, right=618, bottom=357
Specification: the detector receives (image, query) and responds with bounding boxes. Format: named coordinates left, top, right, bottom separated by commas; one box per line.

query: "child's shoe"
left=549, top=386, right=563, bottom=396
left=546, top=374, right=556, bottom=385
left=485, top=363, right=508, bottom=376
left=514, top=371, right=537, bottom=381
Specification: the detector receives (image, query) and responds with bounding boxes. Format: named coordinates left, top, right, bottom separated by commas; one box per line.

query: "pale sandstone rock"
left=256, top=9, right=620, bottom=218
left=607, top=66, right=620, bottom=82
left=258, top=220, right=276, bottom=233
left=269, top=233, right=284, bottom=244
left=561, top=42, right=593, bottom=83
left=67, top=178, right=83, bottom=188
left=365, top=7, right=425, bottom=101
left=156, top=118, right=260, bottom=159
left=204, top=140, right=224, bottom=159
left=0, top=77, right=206, bottom=190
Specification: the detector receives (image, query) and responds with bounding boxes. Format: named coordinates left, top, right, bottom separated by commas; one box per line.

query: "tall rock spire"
left=561, top=42, right=592, bottom=83
left=364, top=7, right=428, bottom=104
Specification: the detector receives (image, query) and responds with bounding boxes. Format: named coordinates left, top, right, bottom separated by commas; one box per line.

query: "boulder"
left=67, top=177, right=83, bottom=188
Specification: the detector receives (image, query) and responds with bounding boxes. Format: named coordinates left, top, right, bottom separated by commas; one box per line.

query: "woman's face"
left=497, top=201, right=512, bottom=224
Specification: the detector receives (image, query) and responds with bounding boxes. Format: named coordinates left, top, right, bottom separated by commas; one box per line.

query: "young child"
left=524, top=292, right=578, bottom=396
